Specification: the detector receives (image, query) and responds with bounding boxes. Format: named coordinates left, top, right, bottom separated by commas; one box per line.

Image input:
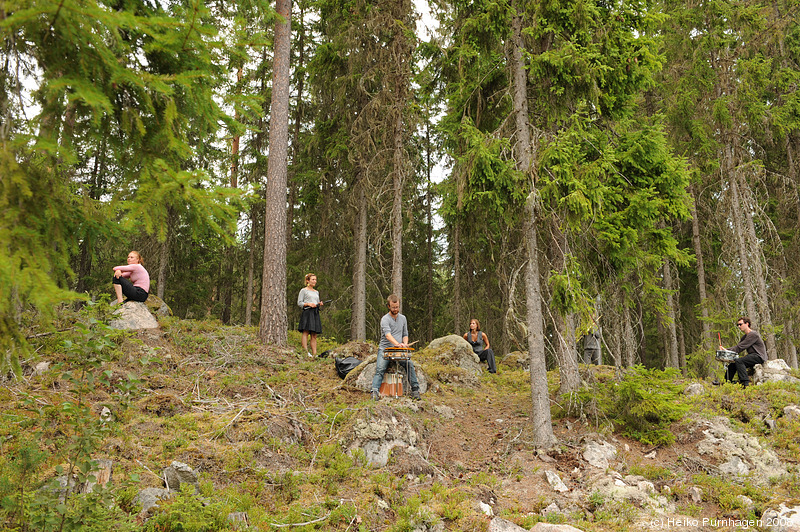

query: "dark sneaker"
left=742, top=381, right=750, bottom=388
left=371, top=391, right=381, bottom=401
left=410, top=390, right=421, bottom=401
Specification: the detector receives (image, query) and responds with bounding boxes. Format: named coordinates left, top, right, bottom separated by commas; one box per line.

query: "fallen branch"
left=269, top=512, right=331, bottom=528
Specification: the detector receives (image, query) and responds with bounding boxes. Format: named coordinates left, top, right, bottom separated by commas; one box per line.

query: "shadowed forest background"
left=3, top=0, right=800, bottom=377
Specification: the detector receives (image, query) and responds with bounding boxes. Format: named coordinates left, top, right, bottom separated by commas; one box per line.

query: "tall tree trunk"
left=727, top=160, right=758, bottom=321
left=286, top=3, right=305, bottom=250
left=157, top=212, right=172, bottom=300
left=738, top=172, right=777, bottom=357
left=525, top=194, right=554, bottom=447
left=453, top=220, right=462, bottom=332
left=425, top=122, right=434, bottom=342
left=662, top=260, right=681, bottom=369
left=222, top=67, right=243, bottom=325
left=549, top=219, right=580, bottom=393
left=512, top=11, right=555, bottom=447
left=689, top=188, right=712, bottom=350
left=785, top=320, right=799, bottom=369
left=391, top=110, right=404, bottom=304
left=351, top=175, right=367, bottom=341
left=623, top=302, right=636, bottom=367
left=245, top=203, right=259, bottom=327
left=258, top=0, right=292, bottom=345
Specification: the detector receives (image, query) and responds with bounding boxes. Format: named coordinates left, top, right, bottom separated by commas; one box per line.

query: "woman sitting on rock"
left=112, top=251, right=150, bottom=304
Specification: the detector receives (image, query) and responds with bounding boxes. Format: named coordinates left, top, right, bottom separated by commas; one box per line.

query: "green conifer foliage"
left=0, top=0, right=237, bottom=369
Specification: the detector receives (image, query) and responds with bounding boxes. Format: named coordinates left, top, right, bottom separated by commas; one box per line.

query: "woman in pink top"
left=112, top=251, right=150, bottom=304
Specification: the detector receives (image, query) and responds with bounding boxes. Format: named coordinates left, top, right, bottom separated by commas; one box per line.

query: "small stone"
left=479, top=501, right=493, bottom=516
left=33, top=361, right=50, bottom=375
left=784, top=405, right=800, bottom=421
left=764, top=417, right=776, bottom=431
left=644, top=450, right=657, bottom=459
left=544, top=470, right=569, bottom=492
left=542, top=502, right=561, bottom=515
left=688, top=486, right=703, bottom=503
left=488, top=518, right=528, bottom=532
left=684, top=383, right=705, bottom=396
left=737, top=495, right=754, bottom=508
left=637, top=480, right=656, bottom=495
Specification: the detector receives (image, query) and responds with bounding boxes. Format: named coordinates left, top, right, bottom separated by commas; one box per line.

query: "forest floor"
left=3, top=310, right=800, bottom=531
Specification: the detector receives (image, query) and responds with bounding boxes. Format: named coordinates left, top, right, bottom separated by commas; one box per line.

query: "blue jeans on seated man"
left=371, top=347, right=420, bottom=393
left=725, top=352, right=762, bottom=385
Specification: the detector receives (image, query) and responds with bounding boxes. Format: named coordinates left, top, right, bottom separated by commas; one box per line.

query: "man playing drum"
left=718, top=317, right=767, bottom=388
left=371, top=294, right=422, bottom=401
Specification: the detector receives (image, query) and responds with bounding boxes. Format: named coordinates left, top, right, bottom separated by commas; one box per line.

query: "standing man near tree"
left=371, top=294, right=422, bottom=401
left=719, top=317, right=767, bottom=387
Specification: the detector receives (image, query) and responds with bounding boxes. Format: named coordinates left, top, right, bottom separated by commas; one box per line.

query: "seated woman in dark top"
left=463, top=318, right=497, bottom=374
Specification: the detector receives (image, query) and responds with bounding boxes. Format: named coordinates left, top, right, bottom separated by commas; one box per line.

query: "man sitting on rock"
left=371, top=294, right=421, bottom=401
left=719, top=317, right=767, bottom=387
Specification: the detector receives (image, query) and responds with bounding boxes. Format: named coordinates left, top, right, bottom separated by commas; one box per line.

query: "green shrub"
left=144, top=485, right=229, bottom=532
left=602, top=366, right=689, bottom=445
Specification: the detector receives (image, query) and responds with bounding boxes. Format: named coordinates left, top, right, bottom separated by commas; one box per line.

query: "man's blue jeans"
left=371, top=347, right=420, bottom=392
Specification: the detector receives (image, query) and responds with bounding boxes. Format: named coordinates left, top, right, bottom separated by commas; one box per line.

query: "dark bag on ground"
left=335, top=356, right=361, bottom=379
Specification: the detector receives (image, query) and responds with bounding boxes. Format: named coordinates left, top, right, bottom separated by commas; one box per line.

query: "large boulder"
left=109, top=301, right=159, bottom=330
left=328, top=341, right=376, bottom=360
left=415, top=335, right=483, bottom=387
left=695, top=416, right=788, bottom=484
left=499, top=351, right=529, bottom=371
left=345, top=409, right=420, bottom=467
left=753, top=359, right=800, bottom=385
left=145, top=295, right=172, bottom=317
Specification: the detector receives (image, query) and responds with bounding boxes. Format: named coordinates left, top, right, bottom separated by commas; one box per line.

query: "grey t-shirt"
left=297, top=288, right=320, bottom=309
left=379, top=312, right=408, bottom=350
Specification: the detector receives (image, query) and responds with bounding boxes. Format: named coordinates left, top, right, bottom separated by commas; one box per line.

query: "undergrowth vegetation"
left=1, top=307, right=799, bottom=530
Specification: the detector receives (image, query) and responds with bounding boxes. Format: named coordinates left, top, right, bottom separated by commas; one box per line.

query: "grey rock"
left=637, top=480, right=656, bottom=494
left=719, top=456, right=750, bottom=476
left=479, top=501, right=493, bottom=516
left=753, top=359, right=800, bottom=385
left=135, top=487, right=172, bottom=516
left=109, top=301, right=159, bottom=330
left=544, top=470, right=569, bottom=492
left=684, top=383, right=705, bottom=396
left=542, top=502, right=561, bottom=515
left=163, top=461, right=199, bottom=492
left=762, top=504, right=800, bottom=532
left=695, top=417, right=788, bottom=484
left=583, top=441, right=617, bottom=469
left=737, top=495, right=754, bottom=509
left=688, top=486, right=703, bottom=503
left=33, top=361, right=50, bottom=375
left=351, top=416, right=419, bottom=467
left=784, top=405, right=800, bottom=421
left=765, top=417, right=777, bottom=430
left=499, top=351, right=529, bottom=370
left=145, top=295, right=173, bottom=317
left=487, top=517, right=528, bottom=532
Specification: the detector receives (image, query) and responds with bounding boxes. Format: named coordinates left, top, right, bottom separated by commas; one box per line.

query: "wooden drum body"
left=379, top=347, right=414, bottom=397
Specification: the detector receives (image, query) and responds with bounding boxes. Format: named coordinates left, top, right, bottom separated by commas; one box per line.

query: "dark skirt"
left=298, top=307, right=322, bottom=334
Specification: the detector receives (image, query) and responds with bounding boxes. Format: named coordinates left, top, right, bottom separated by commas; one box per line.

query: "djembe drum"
left=715, top=349, right=737, bottom=363
left=380, top=347, right=414, bottom=397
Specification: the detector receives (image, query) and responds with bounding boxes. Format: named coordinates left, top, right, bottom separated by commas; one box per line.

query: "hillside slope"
left=1, top=313, right=799, bottom=531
